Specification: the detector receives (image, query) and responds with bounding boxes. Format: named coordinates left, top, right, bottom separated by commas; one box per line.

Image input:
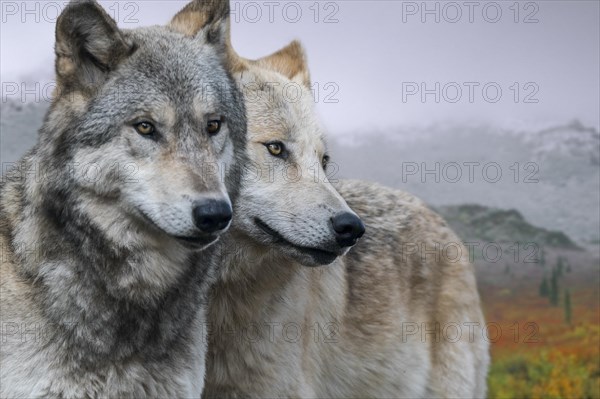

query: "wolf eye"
left=134, top=121, right=155, bottom=136
left=206, top=119, right=222, bottom=135
left=265, top=142, right=285, bottom=157
left=322, top=154, right=330, bottom=169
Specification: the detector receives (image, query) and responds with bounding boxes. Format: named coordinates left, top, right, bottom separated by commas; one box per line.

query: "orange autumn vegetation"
left=479, top=261, right=599, bottom=398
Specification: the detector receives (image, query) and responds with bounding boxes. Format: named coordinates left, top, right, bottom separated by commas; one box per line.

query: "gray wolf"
left=0, top=0, right=245, bottom=397
left=202, top=22, right=490, bottom=399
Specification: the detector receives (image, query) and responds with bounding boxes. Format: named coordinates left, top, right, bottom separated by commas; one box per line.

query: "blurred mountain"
left=527, top=120, right=600, bottom=166
left=330, top=122, right=600, bottom=247
left=1, top=100, right=48, bottom=164
left=436, top=204, right=579, bottom=250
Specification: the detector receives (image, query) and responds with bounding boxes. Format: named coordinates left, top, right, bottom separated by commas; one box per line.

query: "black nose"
left=331, top=212, right=365, bottom=248
left=192, top=199, right=232, bottom=234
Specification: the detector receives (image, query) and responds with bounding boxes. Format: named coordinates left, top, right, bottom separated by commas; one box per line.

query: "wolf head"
left=225, top=41, right=365, bottom=267
left=34, top=0, right=246, bottom=252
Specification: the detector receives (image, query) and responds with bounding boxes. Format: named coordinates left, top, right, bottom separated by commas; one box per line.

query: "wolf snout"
left=192, top=199, right=233, bottom=234
left=331, top=212, right=365, bottom=248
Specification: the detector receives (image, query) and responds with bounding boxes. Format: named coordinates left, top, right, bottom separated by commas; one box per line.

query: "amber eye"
left=134, top=121, right=155, bottom=136
left=207, top=119, right=222, bottom=135
left=266, top=142, right=284, bottom=157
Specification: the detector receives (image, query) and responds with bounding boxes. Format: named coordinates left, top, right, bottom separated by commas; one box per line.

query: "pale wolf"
left=0, top=0, right=245, bottom=397
left=202, top=18, right=490, bottom=399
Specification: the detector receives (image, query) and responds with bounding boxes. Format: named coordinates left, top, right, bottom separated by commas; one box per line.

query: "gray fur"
left=0, top=0, right=246, bottom=397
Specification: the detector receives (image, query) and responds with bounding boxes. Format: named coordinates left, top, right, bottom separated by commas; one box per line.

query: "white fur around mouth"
left=137, top=208, right=217, bottom=247
left=253, top=217, right=339, bottom=265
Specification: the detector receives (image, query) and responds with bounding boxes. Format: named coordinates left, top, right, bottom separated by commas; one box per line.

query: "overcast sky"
left=1, top=0, right=598, bottom=134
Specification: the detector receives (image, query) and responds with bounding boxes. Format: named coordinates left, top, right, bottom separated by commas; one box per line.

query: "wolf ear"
left=55, top=0, right=134, bottom=94
left=254, top=41, right=311, bottom=87
left=169, top=0, right=230, bottom=47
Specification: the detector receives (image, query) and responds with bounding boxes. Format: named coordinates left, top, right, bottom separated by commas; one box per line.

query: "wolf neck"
left=205, top=232, right=349, bottom=394
left=208, top=230, right=348, bottom=345
left=3, top=154, right=209, bottom=364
